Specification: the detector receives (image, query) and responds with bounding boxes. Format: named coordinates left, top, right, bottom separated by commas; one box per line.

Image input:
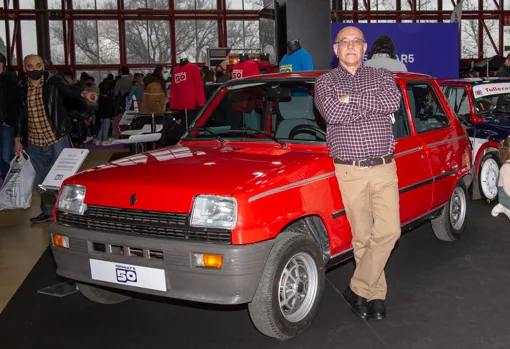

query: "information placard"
left=42, top=148, right=89, bottom=190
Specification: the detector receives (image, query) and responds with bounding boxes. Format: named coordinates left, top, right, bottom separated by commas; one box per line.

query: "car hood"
left=478, top=117, right=510, bottom=141
left=65, top=143, right=330, bottom=213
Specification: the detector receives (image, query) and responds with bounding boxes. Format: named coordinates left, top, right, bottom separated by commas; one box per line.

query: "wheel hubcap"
left=278, top=252, right=318, bottom=323
left=450, top=186, right=467, bottom=231
left=480, top=158, right=499, bottom=200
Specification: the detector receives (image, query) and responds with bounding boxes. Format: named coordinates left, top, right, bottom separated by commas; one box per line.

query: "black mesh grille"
left=56, top=205, right=231, bottom=244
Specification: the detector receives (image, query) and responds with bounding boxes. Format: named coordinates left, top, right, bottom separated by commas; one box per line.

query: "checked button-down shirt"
left=314, top=64, right=401, bottom=161
left=27, top=79, right=58, bottom=147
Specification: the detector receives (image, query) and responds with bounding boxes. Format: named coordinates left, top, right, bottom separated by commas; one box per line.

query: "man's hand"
left=14, top=139, right=23, bottom=156
left=338, top=94, right=350, bottom=103
left=82, top=91, right=98, bottom=103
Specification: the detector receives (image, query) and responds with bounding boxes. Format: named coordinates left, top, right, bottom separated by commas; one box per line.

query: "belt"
left=334, top=154, right=394, bottom=167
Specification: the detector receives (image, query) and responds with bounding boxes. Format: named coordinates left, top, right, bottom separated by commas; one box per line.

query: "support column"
left=35, top=0, right=52, bottom=64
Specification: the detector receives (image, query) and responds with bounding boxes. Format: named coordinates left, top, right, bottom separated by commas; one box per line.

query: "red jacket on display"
left=231, top=59, right=260, bottom=80
left=170, top=62, right=205, bottom=111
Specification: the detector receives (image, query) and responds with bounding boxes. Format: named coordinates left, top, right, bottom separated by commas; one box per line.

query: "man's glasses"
left=335, top=38, right=365, bottom=47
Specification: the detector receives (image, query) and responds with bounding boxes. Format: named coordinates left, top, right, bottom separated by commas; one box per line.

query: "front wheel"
left=479, top=152, right=500, bottom=203
left=431, top=181, right=469, bottom=241
left=248, top=232, right=325, bottom=340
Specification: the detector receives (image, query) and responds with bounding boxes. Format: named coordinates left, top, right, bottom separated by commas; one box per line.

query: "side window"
left=446, top=87, right=471, bottom=120
left=392, top=86, right=411, bottom=139
left=406, top=82, right=451, bottom=134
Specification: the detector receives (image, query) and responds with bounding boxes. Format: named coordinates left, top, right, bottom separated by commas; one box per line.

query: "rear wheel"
left=248, top=232, right=325, bottom=340
left=431, top=181, right=469, bottom=241
left=479, top=152, right=500, bottom=203
left=77, top=283, right=131, bottom=305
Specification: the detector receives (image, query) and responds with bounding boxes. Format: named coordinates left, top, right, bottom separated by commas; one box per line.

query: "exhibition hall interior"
left=2, top=0, right=510, bottom=348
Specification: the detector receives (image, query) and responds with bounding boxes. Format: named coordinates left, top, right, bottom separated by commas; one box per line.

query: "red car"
left=438, top=77, right=510, bottom=203
left=50, top=71, right=473, bottom=341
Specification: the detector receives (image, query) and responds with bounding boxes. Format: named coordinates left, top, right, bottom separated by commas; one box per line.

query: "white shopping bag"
left=0, top=152, right=36, bottom=210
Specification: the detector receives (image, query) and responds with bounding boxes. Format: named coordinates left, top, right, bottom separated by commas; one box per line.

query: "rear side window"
left=406, top=82, right=451, bottom=134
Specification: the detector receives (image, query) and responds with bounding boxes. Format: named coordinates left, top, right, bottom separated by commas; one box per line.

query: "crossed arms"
left=314, top=68, right=401, bottom=125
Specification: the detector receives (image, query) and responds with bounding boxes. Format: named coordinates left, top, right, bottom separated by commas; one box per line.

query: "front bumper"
left=49, top=223, right=274, bottom=305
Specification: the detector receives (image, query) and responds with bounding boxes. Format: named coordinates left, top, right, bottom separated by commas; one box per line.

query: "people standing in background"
left=95, top=83, right=115, bottom=146
left=125, top=73, right=145, bottom=112
left=492, top=137, right=510, bottom=219
left=0, top=53, right=20, bottom=186
left=496, top=54, right=510, bottom=77
left=14, top=54, right=98, bottom=224
left=139, top=65, right=168, bottom=115
left=84, top=75, right=100, bottom=143
left=364, top=35, right=408, bottom=72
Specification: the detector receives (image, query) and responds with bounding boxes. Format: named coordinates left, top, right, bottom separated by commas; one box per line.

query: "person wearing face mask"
left=14, top=54, right=98, bottom=224
left=139, top=64, right=168, bottom=115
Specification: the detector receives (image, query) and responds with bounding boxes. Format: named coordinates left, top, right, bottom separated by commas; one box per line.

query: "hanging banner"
left=331, top=23, right=460, bottom=78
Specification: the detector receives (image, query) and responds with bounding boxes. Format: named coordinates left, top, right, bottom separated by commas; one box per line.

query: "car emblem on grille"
left=130, top=193, right=137, bottom=206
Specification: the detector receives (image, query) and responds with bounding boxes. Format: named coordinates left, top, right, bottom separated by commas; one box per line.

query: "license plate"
left=89, top=259, right=167, bottom=292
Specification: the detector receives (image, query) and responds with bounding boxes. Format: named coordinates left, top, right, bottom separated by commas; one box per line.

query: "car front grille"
left=55, top=205, right=231, bottom=244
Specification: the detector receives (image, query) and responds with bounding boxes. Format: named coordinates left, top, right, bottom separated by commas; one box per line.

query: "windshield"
left=472, top=82, right=510, bottom=117
left=185, top=80, right=327, bottom=145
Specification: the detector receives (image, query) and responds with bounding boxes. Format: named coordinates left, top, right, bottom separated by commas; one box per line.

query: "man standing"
left=14, top=54, right=98, bottom=223
left=0, top=53, right=19, bottom=186
left=496, top=54, right=510, bottom=77
left=314, top=26, right=401, bottom=321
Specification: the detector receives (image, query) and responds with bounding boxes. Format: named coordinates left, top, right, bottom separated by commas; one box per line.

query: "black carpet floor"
left=1, top=200, right=509, bottom=349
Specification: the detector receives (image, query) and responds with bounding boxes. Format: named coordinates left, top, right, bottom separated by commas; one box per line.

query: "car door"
left=406, top=80, right=459, bottom=209
left=393, top=83, right=433, bottom=223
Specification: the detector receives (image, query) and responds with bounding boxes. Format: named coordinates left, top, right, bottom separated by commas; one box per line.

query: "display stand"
left=37, top=147, right=89, bottom=298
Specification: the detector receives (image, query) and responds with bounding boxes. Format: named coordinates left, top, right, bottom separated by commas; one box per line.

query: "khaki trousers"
left=334, top=159, right=401, bottom=301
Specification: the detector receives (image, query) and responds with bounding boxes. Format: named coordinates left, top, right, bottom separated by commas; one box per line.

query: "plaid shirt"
left=314, top=64, right=401, bottom=161
left=27, top=79, right=58, bottom=147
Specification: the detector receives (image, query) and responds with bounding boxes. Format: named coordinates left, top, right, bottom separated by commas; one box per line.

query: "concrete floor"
left=0, top=147, right=125, bottom=313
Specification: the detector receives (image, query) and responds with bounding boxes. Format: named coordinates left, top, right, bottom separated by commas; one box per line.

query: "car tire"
left=77, top=283, right=131, bottom=305
left=478, top=152, right=500, bottom=203
left=248, top=232, right=325, bottom=341
left=431, top=181, right=469, bottom=241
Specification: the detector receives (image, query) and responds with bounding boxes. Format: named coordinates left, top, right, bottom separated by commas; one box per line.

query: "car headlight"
left=57, top=185, right=87, bottom=215
left=190, top=195, right=237, bottom=229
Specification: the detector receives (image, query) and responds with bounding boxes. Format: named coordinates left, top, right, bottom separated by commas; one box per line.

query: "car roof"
left=223, top=70, right=433, bottom=85
left=438, top=77, right=510, bottom=85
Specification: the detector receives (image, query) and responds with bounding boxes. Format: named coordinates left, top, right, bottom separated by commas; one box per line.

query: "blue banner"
left=331, top=23, right=459, bottom=78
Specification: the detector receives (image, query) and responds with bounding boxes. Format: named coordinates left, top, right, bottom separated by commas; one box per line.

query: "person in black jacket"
left=0, top=53, right=20, bottom=185
left=14, top=54, right=98, bottom=224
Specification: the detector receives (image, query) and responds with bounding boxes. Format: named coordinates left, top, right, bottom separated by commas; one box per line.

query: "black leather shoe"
left=342, top=286, right=368, bottom=320
left=368, top=299, right=386, bottom=320
left=30, top=213, right=53, bottom=224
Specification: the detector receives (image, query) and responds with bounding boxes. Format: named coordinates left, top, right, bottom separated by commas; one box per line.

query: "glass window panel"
left=0, top=20, right=8, bottom=64
left=442, top=0, right=453, bottom=11
left=244, top=0, right=264, bottom=10
left=49, top=21, right=65, bottom=65
left=76, top=70, right=118, bottom=85
left=19, top=0, right=35, bottom=9
left=175, top=20, right=218, bottom=63
left=49, top=0, right=63, bottom=9
left=196, top=0, right=216, bottom=9
left=21, top=21, right=38, bottom=61
left=341, top=0, right=353, bottom=11
left=174, top=0, right=195, bottom=9
left=74, top=20, right=99, bottom=64
left=483, top=20, right=499, bottom=58
left=460, top=19, right=479, bottom=59
left=227, top=0, right=244, bottom=9
left=124, top=0, right=169, bottom=9
left=417, top=0, right=437, bottom=10
left=360, top=0, right=397, bottom=10
left=126, top=20, right=171, bottom=64
left=98, top=21, right=120, bottom=64
left=73, top=0, right=117, bottom=9
left=227, top=20, right=260, bottom=52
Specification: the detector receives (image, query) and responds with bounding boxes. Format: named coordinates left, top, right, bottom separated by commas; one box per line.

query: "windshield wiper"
left=228, top=128, right=287, bottom=148
left=187, top=126, right=226, bottom=144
